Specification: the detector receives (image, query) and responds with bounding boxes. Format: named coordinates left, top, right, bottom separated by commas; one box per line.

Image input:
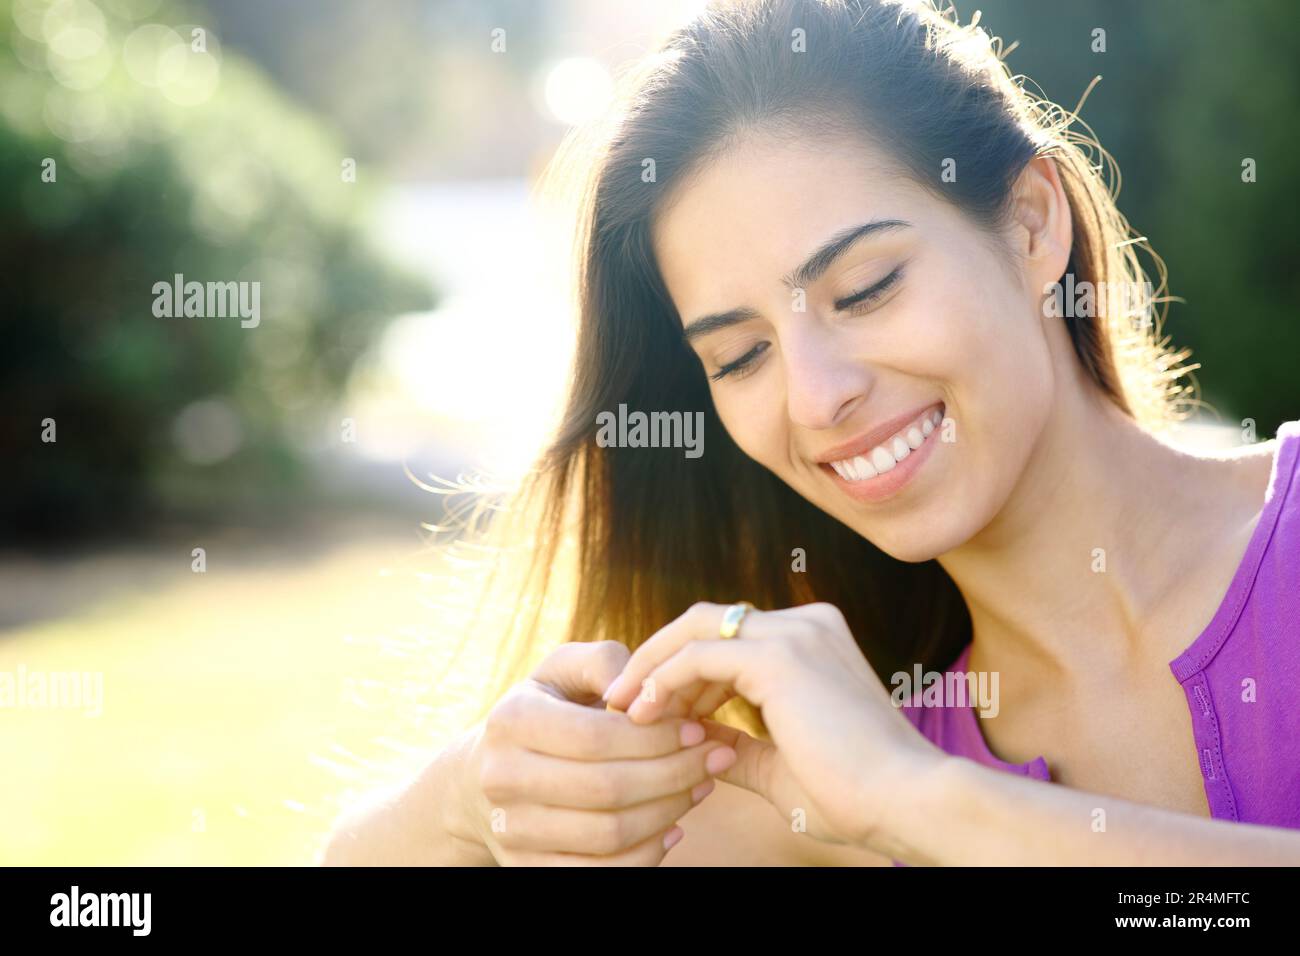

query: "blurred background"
left=1, top=0, right=1296, bottom=864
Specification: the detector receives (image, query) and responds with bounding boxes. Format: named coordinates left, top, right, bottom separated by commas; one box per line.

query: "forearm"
left=320, top=725, right=497, bottom=866
left=874, top=755, right=1300, bottom=866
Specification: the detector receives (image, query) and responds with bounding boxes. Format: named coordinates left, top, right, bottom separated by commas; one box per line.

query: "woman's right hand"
left=457, top=640, right=738, bottom=865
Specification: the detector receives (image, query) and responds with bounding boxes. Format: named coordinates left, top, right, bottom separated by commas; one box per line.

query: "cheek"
left=912, top=240, right=1053, bottom=411
left=922, top=253, right=1055, bottom=507
left=713, top=383, right=792, bottom=473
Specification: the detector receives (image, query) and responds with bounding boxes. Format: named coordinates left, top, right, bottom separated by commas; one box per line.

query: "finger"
left=505, top=683, right=697, bottom=760
left=652, top=685, right=702, bottom=720
left=652, top=681, right=731, bottom=720
left=501, top=824, right=682, bottom=867
left=603, top=602, right=740, bottom=711
left=481, top=739, right=730, bottom=809
left=493, top=785, right=706, bottom=854
left=533, top=640, right=630, bottom=705
left=698, top=718, right=776, bottom=802
left=690, top=683, right=736, bottom=718
left=617, top=678, right=708, bottom=719
left=627, top=639, right=755, bottom=724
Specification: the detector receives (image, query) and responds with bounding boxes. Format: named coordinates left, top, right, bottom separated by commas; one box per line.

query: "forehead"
left=650, top=127, right=928, bottom=321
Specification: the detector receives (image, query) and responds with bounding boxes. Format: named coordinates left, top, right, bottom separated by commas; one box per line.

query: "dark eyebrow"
left=680, top=218, right=911, bottom=343
left=681, top=306, right=763, bottom=343
left=783, top=218, right=911, bottom=291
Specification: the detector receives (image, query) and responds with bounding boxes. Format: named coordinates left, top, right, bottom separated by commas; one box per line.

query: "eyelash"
left=710, top=342, right=769, bottom=382
left=837, top=264, right=905, bottom=315
left=709, top=264, right=907, bottom=382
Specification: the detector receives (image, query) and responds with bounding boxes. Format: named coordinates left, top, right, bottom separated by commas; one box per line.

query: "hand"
left=601, top=602, right=945, bottom=849
left=459, top=640, right=738, bottom=865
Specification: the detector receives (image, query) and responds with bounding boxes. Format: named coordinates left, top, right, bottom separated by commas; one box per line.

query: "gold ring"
left=719, top=601, right=755, bottom=640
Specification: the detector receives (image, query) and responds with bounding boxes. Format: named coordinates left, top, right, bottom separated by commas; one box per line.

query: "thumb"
left=699, top=718, right=777, bottom=801
left=531, top=641, right=631, bottom=705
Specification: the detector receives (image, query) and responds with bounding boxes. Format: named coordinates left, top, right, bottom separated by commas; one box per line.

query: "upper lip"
left=811, top=401, right=944, bottom=464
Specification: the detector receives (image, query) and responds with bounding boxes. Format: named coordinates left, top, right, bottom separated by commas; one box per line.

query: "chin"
left=852, top=504, right=978, bottom=563
left=863, top=529, right=949, bottom=563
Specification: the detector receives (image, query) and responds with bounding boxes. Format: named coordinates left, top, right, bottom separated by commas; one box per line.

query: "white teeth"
left=827, top=406, right=944, bottom=481
left=870, top=445, right=896, bottom=473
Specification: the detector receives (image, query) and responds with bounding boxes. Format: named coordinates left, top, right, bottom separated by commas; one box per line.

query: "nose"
left=781, top=326, right=873, bottom=432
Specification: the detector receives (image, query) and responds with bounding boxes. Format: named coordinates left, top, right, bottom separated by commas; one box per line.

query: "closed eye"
left=709, top=341, right=769, bottom=382
left=708, top=263, right=906, bottom=383
left=834, top=264, right=906, bottom=314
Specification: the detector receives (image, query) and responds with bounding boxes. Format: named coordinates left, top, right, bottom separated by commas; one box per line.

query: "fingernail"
left=690, top=779, right=715, bottom=804
left=663, top=825, right=684, bottom=850
left=706, top=746, right=737, bottom=775
left=601, top=682, right=617, bottom=702
left=679, top=721, right=705, bottom=747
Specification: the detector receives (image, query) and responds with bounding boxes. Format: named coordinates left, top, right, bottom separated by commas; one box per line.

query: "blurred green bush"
left=978, top=0, right=1300, bottom=435
left=4, top=0, right=1297, bottom=542
left=0, top=0, right=433, bottom=539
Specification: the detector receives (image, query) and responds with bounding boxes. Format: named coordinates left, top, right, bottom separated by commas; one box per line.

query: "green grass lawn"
left=0, top=527, right=503, bottom=865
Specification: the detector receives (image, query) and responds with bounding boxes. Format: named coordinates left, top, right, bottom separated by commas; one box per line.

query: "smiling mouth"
left=822, top=403, right=945, bottom=482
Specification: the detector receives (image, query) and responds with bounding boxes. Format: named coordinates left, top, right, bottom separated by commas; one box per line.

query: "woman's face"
left=651, top=128, right=1071, bottom=561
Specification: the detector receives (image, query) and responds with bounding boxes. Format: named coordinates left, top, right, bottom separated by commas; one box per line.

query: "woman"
left=323, top=0, right=1299, bottom=865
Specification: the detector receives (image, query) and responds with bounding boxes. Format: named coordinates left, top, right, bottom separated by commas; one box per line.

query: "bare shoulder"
left=659, top=779, right=895, bottom=867
left=1174, top=429, right=1280, bottom=534
left=1222, top=435, right=1283, bottom=528
left=1192, top=430, right=1279, bottom=483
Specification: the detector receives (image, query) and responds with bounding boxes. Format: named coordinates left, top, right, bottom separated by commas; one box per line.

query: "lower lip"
left=820, top=406, right=945, bottom=504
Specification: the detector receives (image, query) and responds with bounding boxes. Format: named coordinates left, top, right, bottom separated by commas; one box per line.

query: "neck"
left=937, top=381, right=1236, bottom=685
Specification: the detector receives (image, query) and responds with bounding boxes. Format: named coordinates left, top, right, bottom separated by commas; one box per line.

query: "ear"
left=1008, top=155, right=1073, bottom=291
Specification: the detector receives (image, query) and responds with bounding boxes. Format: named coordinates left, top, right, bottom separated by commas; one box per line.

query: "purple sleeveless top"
left=893, top=420, right=1300, bottom=862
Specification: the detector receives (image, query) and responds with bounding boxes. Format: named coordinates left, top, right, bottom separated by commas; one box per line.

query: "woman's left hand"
left=601, top=601, right=946, bottom=849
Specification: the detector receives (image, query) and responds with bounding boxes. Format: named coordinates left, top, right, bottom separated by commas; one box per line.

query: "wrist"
left=858, top=747, right=971, bottom=865
left=434, top=722, right=498, bottom=864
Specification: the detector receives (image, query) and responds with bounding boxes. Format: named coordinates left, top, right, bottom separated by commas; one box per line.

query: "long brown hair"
left=446, top=0, right=1196, bottom=736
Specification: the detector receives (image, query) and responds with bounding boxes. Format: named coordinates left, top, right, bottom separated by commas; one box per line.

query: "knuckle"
left=591, top=640, right=630, bottom=666
left=477, top=752, right=510, bottom=800
left=485, top=691, right=524, bottom=739
left=806, top=601, right=846, bottom=630
left=582, top=641, right=630, bottom=693
left=572, top=715, right=609, bottom=754
left=589, top=770, right=626, bottom=807
left=592, top=812, right=629, bottom=853
left=687, top=601, right=715, bottom=621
